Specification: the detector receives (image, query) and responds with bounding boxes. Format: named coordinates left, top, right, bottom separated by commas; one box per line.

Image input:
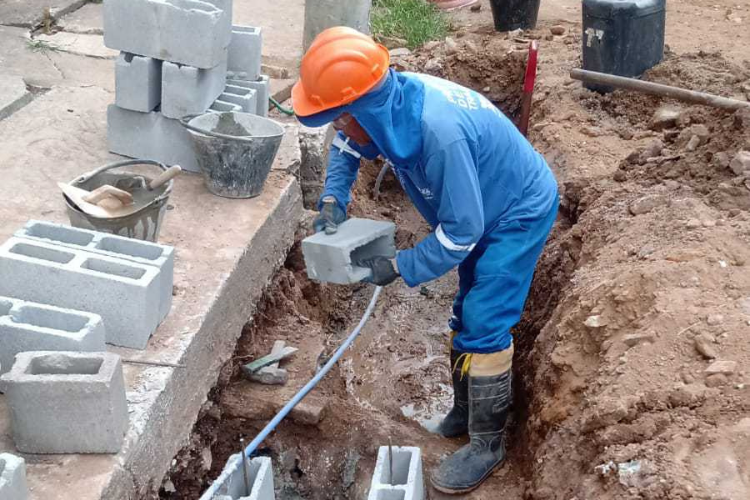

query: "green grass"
left=26, top=39, right=60, bottom=53
left=371, top=0, right=449, bottom=50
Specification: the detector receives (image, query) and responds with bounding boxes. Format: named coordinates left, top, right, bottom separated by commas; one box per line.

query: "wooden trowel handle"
left=83, top=185, right=133, bottom=205
left=149, top=165, right=182, bottom=190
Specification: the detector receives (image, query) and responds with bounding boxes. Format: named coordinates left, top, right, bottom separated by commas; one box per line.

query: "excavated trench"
left=157, top=33, right=750, bottom=500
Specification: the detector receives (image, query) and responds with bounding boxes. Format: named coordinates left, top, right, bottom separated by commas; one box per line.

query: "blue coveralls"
left=299, top=70, right=559, bottom=354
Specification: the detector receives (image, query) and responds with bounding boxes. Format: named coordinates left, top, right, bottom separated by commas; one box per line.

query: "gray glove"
left=313, top=196, right=346, bottom=234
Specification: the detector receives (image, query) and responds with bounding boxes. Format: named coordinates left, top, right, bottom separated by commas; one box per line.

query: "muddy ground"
left=157, top=8, right=750, bottom=500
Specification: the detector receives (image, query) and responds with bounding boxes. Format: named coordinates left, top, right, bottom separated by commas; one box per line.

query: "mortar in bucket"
left=63, top=159, right=174, bottom=242
left=182, top=112, right=285, bottom=199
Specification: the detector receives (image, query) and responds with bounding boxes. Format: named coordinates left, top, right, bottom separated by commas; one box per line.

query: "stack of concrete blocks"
left=103, top=0, right=271, bottom=173
left=0, top=352, right=128, bottom=454
left=199, top=454, right=275, bottom=500
left=367, top=446, right=424, bottom=500
left=0, top=453, right=29, bottom=500
left=302, top=218, right=397, bottom=285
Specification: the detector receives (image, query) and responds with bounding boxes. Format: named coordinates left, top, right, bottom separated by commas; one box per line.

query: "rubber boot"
left=430, top=351, right=513, bottom=494
left=437, top=348, right=469, bottom=438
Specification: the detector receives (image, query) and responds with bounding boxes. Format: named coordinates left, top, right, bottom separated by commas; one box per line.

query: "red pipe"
left=518, top=40, right=539, bottom=137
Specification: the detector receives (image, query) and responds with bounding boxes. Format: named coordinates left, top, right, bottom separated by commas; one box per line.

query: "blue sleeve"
left=319, top=132, right=380, bottom=212
left=396, top=139, right=485, bottom=287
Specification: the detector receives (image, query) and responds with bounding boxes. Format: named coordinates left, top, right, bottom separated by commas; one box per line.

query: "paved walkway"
left=0, top=1, right=305, bottom=498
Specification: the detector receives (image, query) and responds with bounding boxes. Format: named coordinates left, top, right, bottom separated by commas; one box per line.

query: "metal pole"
left=240, top=438, right=251, bottom=495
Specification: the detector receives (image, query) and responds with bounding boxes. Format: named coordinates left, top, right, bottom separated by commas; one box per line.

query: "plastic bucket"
left=182, top=112, right=285, bottom=199
left=489, top=0, right=541, bottom=31
left=63, top=160, right=173, bottom=242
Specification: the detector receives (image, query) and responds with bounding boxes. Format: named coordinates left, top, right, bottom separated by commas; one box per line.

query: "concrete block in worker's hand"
left=302, top=218, right=396, bottom=285
left=368, top=446, right=424, bottom=500
left=0, top=453, right=29, bottom=500
left=0, top=351, right=128, bottom=454
left=228, top=26, right=262, bottom=81
left=0, top=296, right=106, bottom=377
left=115, top=52, right=162, bottom=112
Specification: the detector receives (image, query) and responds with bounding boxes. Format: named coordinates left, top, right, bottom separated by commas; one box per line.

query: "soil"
left=158, top=4, right=750, bottom=500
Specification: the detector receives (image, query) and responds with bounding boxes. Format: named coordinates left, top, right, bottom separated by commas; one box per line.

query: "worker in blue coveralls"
left=291, top=27, right=558, bottom=494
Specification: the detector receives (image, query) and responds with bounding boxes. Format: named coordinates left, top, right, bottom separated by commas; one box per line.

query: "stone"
left=688, top=124, right=710, bottom=144
left=444, top=37, right=459, bottom=55
left=367, top=446, right=424, bottom=500
left=686, top=219, right=702, bottom=229
left=228, top=25, right=262, bottom=81
left=705, top=373, right=728, bottom=387
left=302, top=218, right=396, bottom=285
left=706, top=314, right=724, bottom=326
left=103, top=0, right=231, bottom=69
left=713, top=151, right=730, bottom=169
left=115, top=52, right=163, bottom=113
left=0, top=296, right=106, bottom=377
left=650, top=106, right=681, bottom=130
left=161, top=57, right=228, bottom=119
left=550, top=25, right=566, bottom=35
left=686, top=134, right=701, bottom=151
left=694, top=334, right=717, bottom=359
left=623, top=332, right=655, bottom=347
left=389, top=47, right=412, bottom=57
left=0, top=453, right=29, bottom=500
left=639, top=139, right=663, bottom=162
left=424, top=58, right=442, bottom=73
left=729, top=151, right=750, bottom=175
left=584, top=315, right=606, bottom=328
left=705, top=360, right=737, bottom=375
left=0, top=351, right=128, bottom=453
left=290, top=399, right=328, bottom=426
left=629, top=195, right=664, bottom=216
left=470, top=3, right=481, bottom=11
left=0, top=237, right=161, bottom=349
left=0, top=75, right=32, bottom=122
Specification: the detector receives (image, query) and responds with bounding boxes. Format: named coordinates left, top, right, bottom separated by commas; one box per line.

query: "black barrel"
left=582, top=0, right=666, bottom=92
left=489, top=0, right=541, bottom=32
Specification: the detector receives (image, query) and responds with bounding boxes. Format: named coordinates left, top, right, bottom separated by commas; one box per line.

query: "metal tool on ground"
left=248, top=340, right=291, bottom=385
left=63, top=159, right=178, bottom=242
left=570, top=69, right=750, bottom=111
left=518, top=40, right=539, bottom=137
left=241, top=345, right=297, bottom=378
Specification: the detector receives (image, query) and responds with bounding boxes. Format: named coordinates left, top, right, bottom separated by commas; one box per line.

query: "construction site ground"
left=161, top=1, right=750, bottom=500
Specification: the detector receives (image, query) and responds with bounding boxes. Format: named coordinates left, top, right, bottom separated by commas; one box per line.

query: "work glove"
left=313, top=196, right=346, bottom=234
left=357, top=256, right=400, bottom=286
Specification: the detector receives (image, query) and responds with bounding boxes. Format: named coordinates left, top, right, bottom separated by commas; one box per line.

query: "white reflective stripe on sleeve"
left=435, top=225, right=476, bottom=252
left=332, top=135, right=362, bottom=159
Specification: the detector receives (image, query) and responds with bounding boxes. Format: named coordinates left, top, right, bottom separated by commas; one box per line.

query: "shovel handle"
left=149, top=165, right=182, bottom=190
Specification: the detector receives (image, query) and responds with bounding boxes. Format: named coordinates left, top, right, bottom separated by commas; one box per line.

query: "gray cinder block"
left=199, top=455, right=274, bottom=500
left=227, top=75, right=269, bottom=117
left=0, top=296, right=105, bottom=377
left=209, top=99, right=243, bottom=113
left=161, top=57, right=228, bottom=119
left=115, top=52, right=163, bottom=112
left=302, top=218, right=396, bottom=285
left=103, top=0, right=231, bottom=69
left=107, top=104, right=201, bottom=173
left=16, top=220, right=175, bottom=322
left=0, top=238, right=161, bottom=349
left=228, top=26, right=262, bottom=81
left=219, top=84, right=258, bottom=114
left=368, top=446, right=424, bottom=500
left=0, top=453, right=29, bottom=500
left=0, top=351, right=128, bottom=454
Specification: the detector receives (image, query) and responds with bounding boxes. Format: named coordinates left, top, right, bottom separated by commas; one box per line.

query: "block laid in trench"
left=0, top=453, right=29, bottom=500
left=226, top=75, right=269, bottom=117
left=16, top=220, right=175, bottom=323
left=228, top=26, right=262, bottom=82
left=0, top=351, right=128, bottom=454
left=199, top=454, right=274, bottom=500
left=161, top=56, right=228, bottom=119
left=115, top=52, right=163, bottom=112
left=368, top=446, right=424, bottom=500
left=302, top=218, right=396, bottom=285
left=0, top=237, right=161, bottom=349
left=0, top=295, right=105, bottom=377
left=103, top=0, right=231, bottom=69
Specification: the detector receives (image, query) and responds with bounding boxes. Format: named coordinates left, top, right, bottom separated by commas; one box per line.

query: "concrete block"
left=209, top=99, right=243, bottom=113
left=368, top=446, right=424, bottom=500
left=0, top=351, right=128, bottom=454
left=115, top=52, right=162, bottom=112
left=0, top=237, right=161, bottom=349
left=103, top=0, right=231, bottom=69
left=228, top=26, right=262, bottom=81
left=107, top=104, right=201, bottom=173
left=16, top=220, right=175, bottom=322
left=199, top=455, right=274, bottom=500
left=0, top=453, right=29, bottom=500
left=0, top=296, right=106, bottom=377
left=219, top=84, right=258, bottom=114
left=161, top=57, right=228, bottom=119
left=302, top=218, right=396, bottom=285
left=227, top=75, right=269, bottom=117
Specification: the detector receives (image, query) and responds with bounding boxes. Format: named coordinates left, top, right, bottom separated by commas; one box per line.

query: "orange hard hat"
left=292, top=27, right=390, bottom=117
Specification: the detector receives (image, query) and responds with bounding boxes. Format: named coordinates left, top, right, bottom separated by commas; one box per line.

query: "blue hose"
left=201, top=285, right=383, bottom=497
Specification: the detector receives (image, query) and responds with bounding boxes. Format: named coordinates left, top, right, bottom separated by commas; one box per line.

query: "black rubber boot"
left=437, top=349, right=469, bottom=438
left=430, top=368, right=512, bottom=494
